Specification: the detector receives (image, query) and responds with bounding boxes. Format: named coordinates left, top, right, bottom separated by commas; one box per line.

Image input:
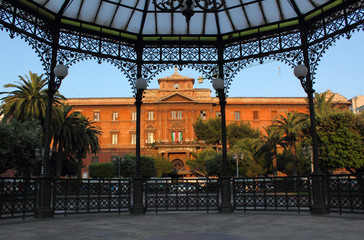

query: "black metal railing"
left=2, top=174, right=364, bottom=219
left=328, top=174, right=364, bottom=214
left=145, top=178, right=220, bottom=212
left=233, top=176, right=311, bottom=213
left=53, top=178, right=131, bottom=216
left=0, top=178, right=37, bottom=219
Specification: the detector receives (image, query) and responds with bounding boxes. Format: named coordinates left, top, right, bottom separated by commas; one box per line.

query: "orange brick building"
left=66, top=69, right=349, bottom=178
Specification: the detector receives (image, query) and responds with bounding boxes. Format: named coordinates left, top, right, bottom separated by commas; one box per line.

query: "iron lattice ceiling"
left=23, top=0, right=334, bottom=37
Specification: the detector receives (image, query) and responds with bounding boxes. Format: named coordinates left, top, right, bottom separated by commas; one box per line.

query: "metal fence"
left=328, top=174, right=364, bottom=214
left=0, top=178, right=37, bottom=219
left=1, top=174, right=364, bottom=219
left=233, top=176, right=311, bottom=213
left=53, top=178, right=131, bottom=216
left=145, top=178, right=219, bottom=212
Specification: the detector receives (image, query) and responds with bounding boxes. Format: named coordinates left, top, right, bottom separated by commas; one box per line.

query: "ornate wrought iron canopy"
left=4, top=0, right=345, bottom=36
left=0, top=0, right=363, bottom=91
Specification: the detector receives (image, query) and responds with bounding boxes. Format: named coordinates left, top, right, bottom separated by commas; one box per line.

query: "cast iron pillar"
left=296, top=22, right=329, bottom=214
left=132, top=88, right=145, bottom=214
left=131, top=41, right=146, bottom=214
left=297, top=68, right=329, bottom=214
left=35, top=27, right=59, bottom=219
left=35, top=2, right=70, bottom=218
left=218, top=89, right=233, bottom=213
left=214, top=42, right=233, bottom=212
left=34, top=84, right=54, bottom=218
left=34, top=64, right=68, bottom=218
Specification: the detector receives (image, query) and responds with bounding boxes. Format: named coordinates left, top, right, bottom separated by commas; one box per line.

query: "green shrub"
left=89, top=162, right=114, bottom=178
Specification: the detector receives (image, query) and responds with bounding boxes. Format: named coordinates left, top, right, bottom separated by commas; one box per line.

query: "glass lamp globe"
left=54, top=64, right=68, bottom=79
left=213, top=78, right=224, bottom=90
left=294, top=64, right=308, bottom=79
left=136, top=78, right=147, bottom=90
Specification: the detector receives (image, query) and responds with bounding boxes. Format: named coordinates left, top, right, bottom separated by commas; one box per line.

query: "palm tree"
left=313, top=91, right=345, bottom=117
left=275, top=111, right=307, bottom=176
left=258, top=125, right=283, bottom=177
left=0, top=71, right=65, bottom=130
left=1, top=73, right=100, bottom=178
left=52, top=104, right=102, bottom=178
left=73, top=115, right=102, bottom=178
left=52, top=104, right=82, bottom=177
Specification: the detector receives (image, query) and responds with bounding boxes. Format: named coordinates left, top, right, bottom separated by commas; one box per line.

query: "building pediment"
left=158, top=93, right=196, bottom=103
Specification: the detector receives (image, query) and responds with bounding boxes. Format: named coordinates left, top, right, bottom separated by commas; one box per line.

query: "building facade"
left=350, top=95, right=364, bottom=114
left=66, top=69, right=350, bottom=178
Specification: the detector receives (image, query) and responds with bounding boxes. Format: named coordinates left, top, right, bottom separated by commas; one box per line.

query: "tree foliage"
left=89, top=162, right=114, bottom=178
left=115, top=154, right=157, bottom=179
left=0, top=71, right=65, bottom=131
left=275, top=111, right=307, bottom=176
left=1, top=73, right=101, bottom=178
left=193, top=117, right=260, bottom=148
left=187, top=148, right=217, bottom=177
left=313, top=91, right=346, bottom=117
left=51, top=104, right=102, bottom=178
left=231, top=138, right=266, bottom=177
left=227, top=121, right=260, bottom=147
left=277, top=147, right=311, bottom=176
left=257, top=125, right=283, bottom=176
left=154, top=155, right=173, bottom=177
left=0, top=120, right=42, bottom=177
left=317, top=111, right=364, bottom=173
left=193, top=117, right=221, bottom=145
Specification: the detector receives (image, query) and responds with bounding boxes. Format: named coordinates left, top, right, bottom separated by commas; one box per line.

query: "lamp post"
left=294, top=63, right=329, bottom=214
left=111, top=155, right=119, bottom=178
left=132, top=77, right=147, bottom=214
left=213, top=77, right=233, bottom=213
left=35, top=64, right=68, bottom=218
left=302, top=146, right=314, bottom=173
left=119, top=155, right=125, bottom=179
left=233, top=154, right=238, bottom=178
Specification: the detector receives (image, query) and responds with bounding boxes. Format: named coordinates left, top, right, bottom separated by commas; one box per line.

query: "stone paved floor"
left=1, top=212, right=364, bottom=240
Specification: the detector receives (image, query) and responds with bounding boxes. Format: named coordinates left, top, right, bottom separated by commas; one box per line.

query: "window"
left=94, top=112, right=100, bottom=121
left=147, top=132, right=154, bottom=144
left=253, top=111, right=259, bottom=120
left=91, top=156, right=99, bottom=163
left=147, top=111, right=154, bottom=120
left=271, top=111, right=277, bottom=120
left=112, top=133, right=118, bottom=145
left=172, top=131, right=182, bottom=143
left=131, top=134, right=136, bottom=145
left=171, top=111, right=182, bottom=119
left=112, top=112, right=118, bottom=121
left=177, top=111, right=182, bottom=119
left=234, top=111, right=240, bottom=121
left=131, top=111, right=136, bottom=121
left=200, top=110, right=206, bottom=119
left=216, top=112, right=221, bottom=118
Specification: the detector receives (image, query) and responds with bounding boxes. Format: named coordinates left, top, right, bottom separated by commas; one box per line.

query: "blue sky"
left=0, top=30, right=363, bottom=100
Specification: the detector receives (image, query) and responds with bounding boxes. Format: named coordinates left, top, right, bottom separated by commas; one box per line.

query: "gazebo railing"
left=1, top=174, right=364, bottom=219
left=145, top=178, right=220, bottom=212
left=328, top=174, right=364, bottom=214
left=53, top=178, right=131, bottom=216
left=233, top=176, right=311, bottom=213
left=0, top=178, right=37, bottom=219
